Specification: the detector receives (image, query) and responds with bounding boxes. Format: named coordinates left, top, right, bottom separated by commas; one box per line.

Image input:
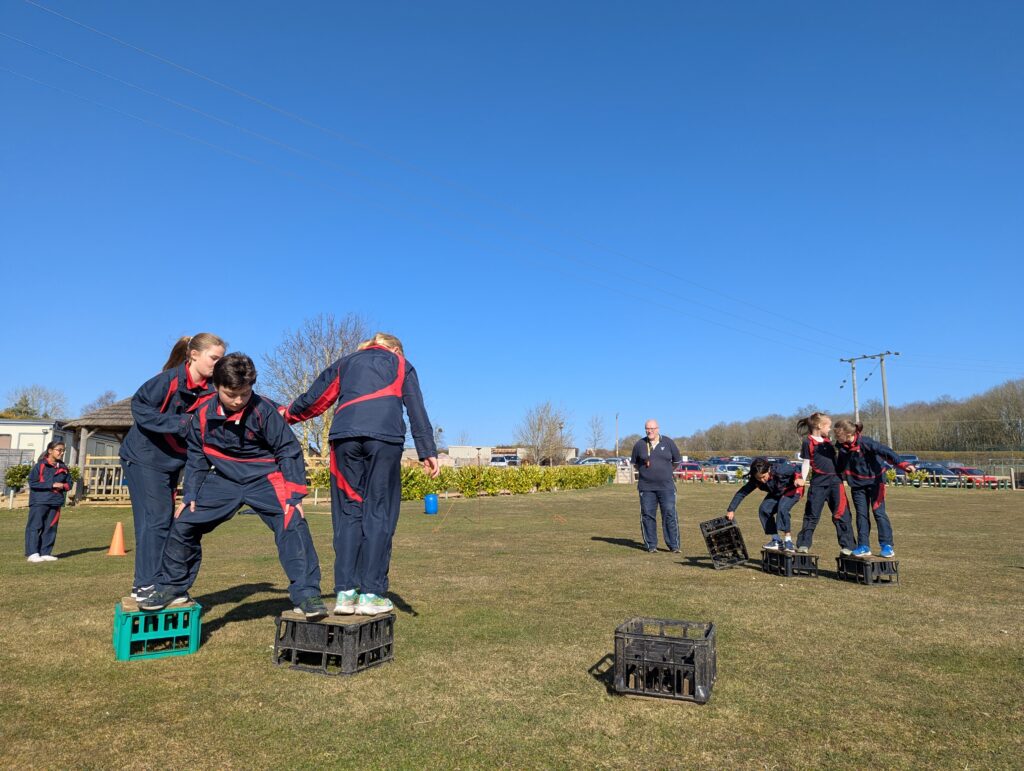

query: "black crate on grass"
left=761, top=549, right=819, bottom=577
left=273, top=611, right=394, bottom=676
left=835, top=555, right=900, bottom=586
left=699, top=516, right=749, bottom=569
left=614, top=618, right=716, bottom=704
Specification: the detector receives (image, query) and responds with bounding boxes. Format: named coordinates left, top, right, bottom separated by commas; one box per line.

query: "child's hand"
left=174, top=501, right=195, bottom=518
left=795, top=478, right=806, bottom=487
left=726, top=511, right=735, bottom=521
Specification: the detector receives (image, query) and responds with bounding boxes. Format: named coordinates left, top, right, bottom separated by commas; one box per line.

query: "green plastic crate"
left=113, top=600, right=202, bottom=661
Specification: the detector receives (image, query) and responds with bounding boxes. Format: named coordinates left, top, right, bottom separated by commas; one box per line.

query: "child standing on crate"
left=725, top=457, right=803, bottom=552
left=833, top=419, right=915, bottom=558
left=25, top=440, right=71, bottom=562
left=795, top=412, right=856, bottom=555
left=141, top=353, right=327, bottom=619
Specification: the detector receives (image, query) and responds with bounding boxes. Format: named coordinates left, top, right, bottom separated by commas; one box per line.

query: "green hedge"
left=306, top=464, right=614, bottom=500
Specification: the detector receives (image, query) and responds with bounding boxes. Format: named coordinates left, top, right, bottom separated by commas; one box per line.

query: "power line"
left=14, top=0, right=881, bottom=353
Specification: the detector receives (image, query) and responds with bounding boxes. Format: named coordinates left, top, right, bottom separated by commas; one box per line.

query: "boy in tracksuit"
left=26, top=441, right=71, bottom=562
left=725, top=457, right=802, bottom=552
left=794, top=412, right=856, bottom=555
left=283, top=333, right=438, bottom=616
left=142, top=353, right=327, bottom=618
left=834, top=419, right=915, bottom=558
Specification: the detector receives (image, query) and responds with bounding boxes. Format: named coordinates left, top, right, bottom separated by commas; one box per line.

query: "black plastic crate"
left=699, top=516, right=749, bottom=569
left=761, top=549, right=819, bottom=578
left=613, top=618, right=716, bottom=704
left=835, top=555, right=900, bottom=586
left=273, top=612, right=394, bottom=676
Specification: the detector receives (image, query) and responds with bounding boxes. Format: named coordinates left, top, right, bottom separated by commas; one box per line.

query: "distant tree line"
left=675, top=379, right=1024, bottom=455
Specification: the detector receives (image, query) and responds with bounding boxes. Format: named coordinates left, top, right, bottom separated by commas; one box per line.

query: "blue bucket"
left=424, top=493, right=438, bottom=515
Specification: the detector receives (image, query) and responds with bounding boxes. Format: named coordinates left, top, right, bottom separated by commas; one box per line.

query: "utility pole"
left=615, top=413, right=619, bottom=456
left=839, top=351, right=900, bottom=446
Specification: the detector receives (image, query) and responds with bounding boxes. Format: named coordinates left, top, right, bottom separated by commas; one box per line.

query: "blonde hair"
left=358, top=332, right=404, bottom=356
left=833, top=419, right=862, bottom=437
left=162, top=332, right=227, bottom=371
left=796, top=411, right=830, bottom=436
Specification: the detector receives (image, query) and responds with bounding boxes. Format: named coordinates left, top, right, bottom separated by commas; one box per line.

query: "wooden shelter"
left=63, top=399, right=133, bottom=501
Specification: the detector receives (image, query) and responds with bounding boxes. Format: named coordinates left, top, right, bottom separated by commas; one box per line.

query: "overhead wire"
left=14, top=0, right=880, bottom=353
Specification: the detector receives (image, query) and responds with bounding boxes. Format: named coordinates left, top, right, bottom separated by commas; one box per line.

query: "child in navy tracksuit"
left=795, top=412, right=855, bottom=554
left=283, top=332, right=438, bottom=617
left=142, top=353, right=326, bottom=618
left=834, top=419, right=914, bottom=558
left=119, top=333, right=225, bottom=600
left=726, top=457, right=803, bottom=552
left=25, top=441, right=71, bottom=562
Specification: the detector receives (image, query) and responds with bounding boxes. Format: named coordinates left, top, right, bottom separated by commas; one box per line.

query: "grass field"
left=2, top=484, right=1021, bottom=769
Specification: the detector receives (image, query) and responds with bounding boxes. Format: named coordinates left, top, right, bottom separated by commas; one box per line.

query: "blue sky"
left=2, top=1, right=1022, bottom=447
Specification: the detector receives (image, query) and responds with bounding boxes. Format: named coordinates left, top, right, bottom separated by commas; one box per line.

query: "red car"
left=674, top=461, right=709, bottom=481
left=948, top=466, right=999, bottom=486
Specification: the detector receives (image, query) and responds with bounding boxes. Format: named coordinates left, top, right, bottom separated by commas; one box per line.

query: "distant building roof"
left=64, top=398, right=134, bottom=432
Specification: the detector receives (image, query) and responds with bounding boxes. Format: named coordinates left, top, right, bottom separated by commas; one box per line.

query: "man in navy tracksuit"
left=142, top=353, right=326, bottom=618
left=630, top=419, right=682, bottom=553
left=796, top=433, right=855, bottom=554
left=834, top=420, right=914, bottom=558
left=284, top=333, right=438, bottom=616
left=119, top=355, right=217, bottom=598
left=26, top=441, right=71, bottom=562
left=725, top=457, right=803, bottom=552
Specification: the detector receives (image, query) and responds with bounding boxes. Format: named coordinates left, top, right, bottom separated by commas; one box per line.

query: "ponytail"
left=38, top=440, right=65, bottom=463
left=162, top=332, right=227, bottom=371
left=796, top=411, right=829, bottom=435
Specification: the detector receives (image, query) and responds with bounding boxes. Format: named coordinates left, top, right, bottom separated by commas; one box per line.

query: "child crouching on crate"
left=141, top=353, right=327, bottom=619
left=726, top=457, right=802, bottom=552
left=833, top=420, right=915, bottom=559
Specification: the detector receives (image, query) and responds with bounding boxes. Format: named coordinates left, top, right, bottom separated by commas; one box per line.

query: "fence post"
left=1012, top=468, right=1016, bottom=491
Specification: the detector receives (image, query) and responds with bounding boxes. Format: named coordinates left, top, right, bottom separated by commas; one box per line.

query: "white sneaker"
left=334, top=589, right=358, bottom=615
left=40, top=555, right=58, bottom=562
left=27, top=553, right=43, bottom=563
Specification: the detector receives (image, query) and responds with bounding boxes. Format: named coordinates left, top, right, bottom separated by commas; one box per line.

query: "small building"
left=62, top=399, right=134, bottom=500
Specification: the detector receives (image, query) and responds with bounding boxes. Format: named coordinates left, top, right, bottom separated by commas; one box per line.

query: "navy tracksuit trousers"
left=122, top=460, right=179, bottom=590
left=850, top=482, right=894, bottom=548
left=25, top=504, right=60, bottom=557
left=797, top=482, right=855, bottom=550
left=757, top=494, right=800, bottom=536
left=157, top=472, right=322, bottom=605
left=329, top=437, right=404, bottom=597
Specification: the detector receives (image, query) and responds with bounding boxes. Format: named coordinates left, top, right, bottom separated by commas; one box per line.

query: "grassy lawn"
left=1, top=484, right=1021, bottom=769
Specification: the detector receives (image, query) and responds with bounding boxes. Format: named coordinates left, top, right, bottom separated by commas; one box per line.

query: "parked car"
left=898, top=454, right=920, bottom=465
left=948, top=466, right=999, bottom=486
left=730, top=456, right=753, bottom=464
left=578, top=457, right=607, bottom=466
left=673, top=461, right=709, bottom=481
left=712, top=463, right=748, bottom=482
left=489, top=455, right=520, bottom=467
left=605, top=456, right=632, bottom=467
left=916, top=462, right=961, bottom=487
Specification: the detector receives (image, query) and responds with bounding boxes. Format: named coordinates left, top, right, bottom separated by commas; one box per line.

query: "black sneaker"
left=139, top=589, right=190, bottom=611
left=293, top=595, right=328, bottom=619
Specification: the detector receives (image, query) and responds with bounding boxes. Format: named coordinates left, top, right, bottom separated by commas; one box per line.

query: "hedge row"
left=309, top=463, right=615, bottom=499
left=4, top=464, right=81, bottom=490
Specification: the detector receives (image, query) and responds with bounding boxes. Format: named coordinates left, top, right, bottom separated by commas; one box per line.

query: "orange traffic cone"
left=107, top=521, right=127, bottom=556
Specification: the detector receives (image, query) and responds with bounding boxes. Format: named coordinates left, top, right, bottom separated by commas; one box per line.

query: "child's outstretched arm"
left=282, top=361, right=343, bottom=425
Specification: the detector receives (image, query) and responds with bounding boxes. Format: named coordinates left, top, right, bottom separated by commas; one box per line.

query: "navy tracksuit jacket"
left=727, top=462, right=803, bottom=536
left=119, top=363, right=214, bottom=590
left=26, top=458, right=71, bottom=557
left=796, top=436, right=855, bottom=550
left=837, top=434, right=909, bottom=548
left=285, top=345, right=436, bottom=596
left=157, top=392, right=322, bottom=605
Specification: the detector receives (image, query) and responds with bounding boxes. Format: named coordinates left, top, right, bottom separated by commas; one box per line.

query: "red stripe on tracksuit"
left=287, top=374, right=341, bottom=424
left=873, top=483, right=886, bottom=511
left=334, top=352, right=406, bottom=413
left=330, top=445, right=363, bottom=502
left=50, top=508, right=61, bottom=527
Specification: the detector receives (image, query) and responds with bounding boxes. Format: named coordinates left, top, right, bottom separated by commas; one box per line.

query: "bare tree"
left=514, top=402, right=572, bottom=465
left=261, top=313, right=371, bottom=455
left=80, top=390, right=118, bottom=416
left=456, top=430, right=471, bottom=446
left=6, top=385, right=68, bottom=419
left=587, top=414, right=606, bottom=455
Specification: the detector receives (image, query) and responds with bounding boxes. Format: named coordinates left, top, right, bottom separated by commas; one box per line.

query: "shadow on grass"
left=387, top=592, right=418, bottom=617
left=588, top=653, right=615, bottom=695
left=590, top=536, right=649, bottom=552
left=55, top=545, right=112, bottom=559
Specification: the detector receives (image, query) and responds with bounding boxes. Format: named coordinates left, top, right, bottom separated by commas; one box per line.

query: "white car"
left=713, top=463, right=748, bottom=482
left=578, top=457, right=607, bottom=466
